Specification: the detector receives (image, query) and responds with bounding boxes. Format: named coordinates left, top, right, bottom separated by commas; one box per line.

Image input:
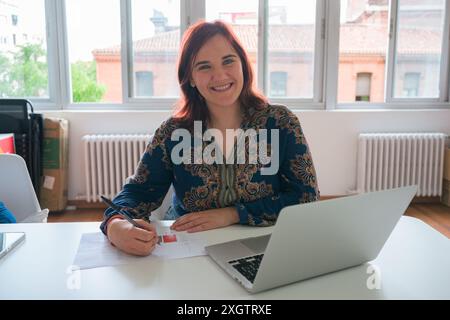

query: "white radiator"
left=83, top=134, right=152, bottom=202
left=357, top=133, right=447, bottom=197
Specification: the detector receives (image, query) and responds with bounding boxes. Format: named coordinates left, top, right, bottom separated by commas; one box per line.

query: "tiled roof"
left=92, top=24, right=441, bottom=57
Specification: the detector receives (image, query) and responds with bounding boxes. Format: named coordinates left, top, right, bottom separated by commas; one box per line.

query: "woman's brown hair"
left=173, top=20, right=267, bottom=130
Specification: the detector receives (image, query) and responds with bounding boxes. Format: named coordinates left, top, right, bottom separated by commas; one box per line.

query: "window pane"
left=136, top=71, right=154, bottom=96
left=403, top=72, right=420, bottom=97
left=338, top=0, right=389, bottom=103
left=270, top=71, right=287, bottom=96
left=393, top=0, right=445, bottom=98
left=268, top=0, right=316, bottom=98
left=0, top=0, right=48, bottom=98
left=131, top=0, right=180, bottom=98
left=206, top=0, right=259, bottom=87
left=66, top=0, right=121, bottom=103
left=356, top=72, right=372, bottom=101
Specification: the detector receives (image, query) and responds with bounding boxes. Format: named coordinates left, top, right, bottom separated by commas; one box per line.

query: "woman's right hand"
left=106, top=218, right=158, bottom=256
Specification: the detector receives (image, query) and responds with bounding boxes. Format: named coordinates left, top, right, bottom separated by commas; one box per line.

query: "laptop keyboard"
left=228, top=254, right=264, bottom=283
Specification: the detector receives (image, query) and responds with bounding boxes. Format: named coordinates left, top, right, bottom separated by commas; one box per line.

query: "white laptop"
left=205, top=185, right=418, bottom=293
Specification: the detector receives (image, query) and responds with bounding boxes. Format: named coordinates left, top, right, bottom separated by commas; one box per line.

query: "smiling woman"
left=101, top=20, right=320, bottom=257
left=191, top=39, right=244, bottom=110
left=174, top=20, right=266, bottom=132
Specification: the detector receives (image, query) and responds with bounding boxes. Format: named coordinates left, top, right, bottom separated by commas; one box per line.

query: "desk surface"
left=0, top=216, right=449, bottom=299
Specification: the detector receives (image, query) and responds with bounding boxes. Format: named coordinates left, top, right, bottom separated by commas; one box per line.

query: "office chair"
left=0, top=154, right=48, bottom=223
left=0, top=99, right=43, bottom=198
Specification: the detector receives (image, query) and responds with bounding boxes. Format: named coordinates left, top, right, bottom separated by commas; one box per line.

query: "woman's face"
left=190, top=34, right=244, bottom=110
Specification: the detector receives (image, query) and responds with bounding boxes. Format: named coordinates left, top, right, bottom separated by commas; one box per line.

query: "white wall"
left=43, top=109, right=450, bottom=200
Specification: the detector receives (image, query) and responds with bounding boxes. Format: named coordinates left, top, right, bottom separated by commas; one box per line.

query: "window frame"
left=262, top=0, right=326, bottom=109
left=7, top=0, right=61, bottom=110
left=7, top=0, right=449, bottom=111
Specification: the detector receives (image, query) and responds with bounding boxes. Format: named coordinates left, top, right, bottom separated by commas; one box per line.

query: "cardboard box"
left=40, top=118, right=69, bottom=212
left=0, top=133, right=15, bottom=154
left=442, top=179, right=450, bottom=207
left=444, top=147, right=450, bottom=181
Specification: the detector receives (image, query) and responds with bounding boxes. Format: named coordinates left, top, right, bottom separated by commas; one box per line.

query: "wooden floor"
left=47, top=202, right=450, bottom=239
left=404, top=203, right=450, bottom=238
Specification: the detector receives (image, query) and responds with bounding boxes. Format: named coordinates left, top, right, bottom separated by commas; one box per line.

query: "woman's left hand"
left=170, top=207, right=240, bottom=233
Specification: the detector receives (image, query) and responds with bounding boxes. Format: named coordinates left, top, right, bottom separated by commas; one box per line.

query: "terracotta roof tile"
left=92, top=24, right=441, bottom=57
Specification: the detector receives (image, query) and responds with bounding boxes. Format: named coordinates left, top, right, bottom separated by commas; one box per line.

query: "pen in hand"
left=100, top=195, right=142, bottom=229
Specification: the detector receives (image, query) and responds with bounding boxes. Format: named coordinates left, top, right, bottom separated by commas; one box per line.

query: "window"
left=0, top=0, right=48, bottom=98
left=393, top=0, right=445, bottom=99
left=130, top=0, right=180, bottom=98
left=11, top=14, right=18, bottom=26
left=338, top=0, right=388, bottom=103
left=270, top=71, right=287, bottom=97
left=0, top=0, right=449, bottom=109
left=355, top=73, right=371, bottom=101
left=268, top=0, right=316, bottom=98
left=403, top=72, right=420, bottom=97
left=66, top=0, right=122, bottom=103
left=135, top=71, right=154, bottom=97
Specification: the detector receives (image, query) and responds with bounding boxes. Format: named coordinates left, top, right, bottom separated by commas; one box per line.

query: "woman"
left=101, top=20, right=320, bottom=256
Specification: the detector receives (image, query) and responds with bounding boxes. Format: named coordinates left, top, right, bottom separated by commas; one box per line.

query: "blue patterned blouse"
left=100, top=104, right=319, bottom=234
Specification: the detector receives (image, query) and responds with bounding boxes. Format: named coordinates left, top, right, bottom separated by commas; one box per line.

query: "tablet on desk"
left=0, top=232, right=25, bottom=260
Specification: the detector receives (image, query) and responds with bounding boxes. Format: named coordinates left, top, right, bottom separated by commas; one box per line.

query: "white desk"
left=0, top=216, right=449, bottom=299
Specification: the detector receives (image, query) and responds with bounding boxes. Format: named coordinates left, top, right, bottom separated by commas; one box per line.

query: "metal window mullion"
left=43, top=0, right=58, bottom=107
left=55, top=0, right=71, bottom=108
left=187, top=0, right=205, bottom=26
left=385, top=0, right=398, bottom=103
left=324, top=0, right=340, bottom=110
left=313, top=0, right=326, bottom=104
left=28, top=0, right=57, bottom=109
left=181, top=0, right=190, bottom=33
left=338, top=101, right=450, bottom=110
left=120, top=0, right=132, bottom=104
left=257, top=0, right=267, bottom=94
left=439, top=0, right=450, bottom=102
left=388, top=0, right=445, bottom=103
left=65, top=101, right=177, bottom=110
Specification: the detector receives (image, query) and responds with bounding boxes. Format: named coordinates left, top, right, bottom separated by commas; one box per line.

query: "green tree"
left=71, top=61, right=106, bottom=102
left=0, top=54, right=12, bottom=97
left=0, top=43, right=48, bottom=97
left=11, top=43, right=48, bottom=97
left=0, top=43, right=105, bottom=102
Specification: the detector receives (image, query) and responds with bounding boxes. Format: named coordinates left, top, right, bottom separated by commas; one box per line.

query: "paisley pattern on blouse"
left=183, top=163, right=220, bottom=211
left=134, top=196, right=166, bottom=219
left=250, top=104, right=307, bottom=145
left=290, top=153, right=317, bottom=189
left=128, top=161, right=149, bottom=185
left=100, top=104, right=320, bottom=233
left=146, top=118, right=177, bottom=169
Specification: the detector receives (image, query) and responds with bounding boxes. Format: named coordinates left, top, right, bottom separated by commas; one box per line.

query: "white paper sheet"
left=152, top=223, right=206, bottom=259
left=73, top=221, right=206, bottom=270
